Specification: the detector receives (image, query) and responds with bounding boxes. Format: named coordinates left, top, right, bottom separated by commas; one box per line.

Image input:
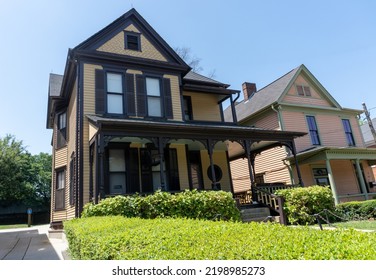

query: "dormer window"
left=124, top=32, right=141, bottom=51
left=296, top=85, right=311, bottom=97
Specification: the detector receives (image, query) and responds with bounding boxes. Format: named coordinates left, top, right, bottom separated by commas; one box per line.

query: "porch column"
left=355, top=159, right=369, bottom=200
left=291, top=141, right=304, bottom=186
left=243, top=140, right=255, bottom=184
left=98, top=134, right=106, bottom=200
left=207, top=139, right=218, bottom=190
left=326, top=159, right=339, bottom=205
left=158, top=137, right=166, bottom=191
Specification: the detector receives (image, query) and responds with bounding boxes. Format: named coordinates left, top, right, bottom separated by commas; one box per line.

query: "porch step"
left=240, top=207, right=272, bottom=222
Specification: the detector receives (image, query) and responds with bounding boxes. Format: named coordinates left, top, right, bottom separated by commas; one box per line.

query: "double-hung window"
left=56, top=111, right=67, bottom=148
left=306, top=115, right=321, bottom=145
left=55, top=168, right=65, bottom=210
left=107, top=73, right=123, bottom=114
left=146, top=77, right=162, bottom=117
left=342, top=119, right=356, bottom=146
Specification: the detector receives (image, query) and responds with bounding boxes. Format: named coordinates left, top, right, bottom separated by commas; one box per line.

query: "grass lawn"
left=0, top=224, right=28, bottom=230
left=326, top=220, right=376, bottom=231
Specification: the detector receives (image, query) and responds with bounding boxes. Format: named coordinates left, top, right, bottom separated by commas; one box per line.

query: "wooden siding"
left=54, top=147, right=68, bottom=168
left=52, top=79, right=78, bottom=222
left=230, top=158, right=251, bottom=193
left=330, top=160, right=360, bottom=195
left=97, top=24, right=168, bottom=62
left=254, top=147, right=292, bottom=184
left=244, top=110, right=280, bottom=130
left=184, top=91, right=221, bottom=121
left=283, top=74, right=334, bottom=108
left=83, top=63, right=102, bottom=205
left=282, top=110, right=364, bottom=152
left=164, top=74, right=182, bottom=121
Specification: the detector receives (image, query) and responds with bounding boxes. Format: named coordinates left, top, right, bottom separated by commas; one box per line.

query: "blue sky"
left=1, top=0, right=375, bottom=155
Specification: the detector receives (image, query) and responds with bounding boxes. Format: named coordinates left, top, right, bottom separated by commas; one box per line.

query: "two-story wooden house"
left=46, top=9, right=304, bottom=227
left=226, top=64, right=376, bottom=204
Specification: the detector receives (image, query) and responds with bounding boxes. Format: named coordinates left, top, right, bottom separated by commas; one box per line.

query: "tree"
left=0, top=135, right=33, bottom=206
left=0, top=135, right=52, bottom=208
left=174, top=47, right=203, bottom=73
left=28, top=153, right=52, bottom=208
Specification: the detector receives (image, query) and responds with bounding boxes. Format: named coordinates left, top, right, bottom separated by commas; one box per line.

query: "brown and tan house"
left=226, top=64, right=376, bottom=204
left=46, top=9, right=305, bottom=227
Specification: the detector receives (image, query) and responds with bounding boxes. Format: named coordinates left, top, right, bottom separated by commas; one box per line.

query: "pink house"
left=226, top=64, right=376, bottom=204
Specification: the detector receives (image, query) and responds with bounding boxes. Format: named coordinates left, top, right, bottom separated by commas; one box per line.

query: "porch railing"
left=253, top=184, right=300, bottom=225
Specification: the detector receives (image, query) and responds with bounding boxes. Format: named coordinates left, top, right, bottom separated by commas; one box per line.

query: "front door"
left=189, top=151, right=204, bottom=190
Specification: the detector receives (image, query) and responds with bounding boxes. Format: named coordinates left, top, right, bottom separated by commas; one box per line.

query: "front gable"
left=279, top=65, right=342, bottom=109
left=74, top=9, right=188, bottom=67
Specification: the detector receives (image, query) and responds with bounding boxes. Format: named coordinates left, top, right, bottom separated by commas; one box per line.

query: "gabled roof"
left=73, top=8, right=189, bottom=69
left=233, top=64, right=344, bottom=122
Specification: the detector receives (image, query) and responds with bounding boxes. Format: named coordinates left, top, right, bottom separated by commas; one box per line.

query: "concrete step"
left=241, top=207, right=274, bottom=222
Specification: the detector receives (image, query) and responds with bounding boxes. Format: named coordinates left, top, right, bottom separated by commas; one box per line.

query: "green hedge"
left=275, top=186, right=335, bottom=225
left=82, top=190, right=241, bottom=221
left=335, top=200, right=376, bottom=220
left=64, top=216, right=376, bottom=260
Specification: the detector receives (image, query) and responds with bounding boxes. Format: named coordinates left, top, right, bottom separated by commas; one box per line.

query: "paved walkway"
left=0, top=225, right=68, bottom=260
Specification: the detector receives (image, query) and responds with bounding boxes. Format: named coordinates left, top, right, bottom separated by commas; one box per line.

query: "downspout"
left=231, top=91, right=240, bottom=123
left=271, top=104, right=284, bottom=130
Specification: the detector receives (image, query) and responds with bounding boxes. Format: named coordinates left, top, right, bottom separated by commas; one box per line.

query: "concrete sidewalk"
left=0, top=225, right=68, bottom=260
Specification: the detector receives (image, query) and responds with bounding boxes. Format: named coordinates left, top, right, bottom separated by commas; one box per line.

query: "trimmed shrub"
left=64, top=216, right=376, bottom=260
left=81, top=190, right=241, bottom=222
left=275, top=185, right=335, bottom=225
left=335, top=200, right=376, bottom=220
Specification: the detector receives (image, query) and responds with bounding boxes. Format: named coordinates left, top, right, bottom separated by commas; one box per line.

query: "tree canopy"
left=0, top=135, right=51, bottom=208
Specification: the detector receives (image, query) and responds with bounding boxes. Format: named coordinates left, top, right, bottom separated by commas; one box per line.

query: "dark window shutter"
left=95, top=69, right=105, bottom=114
left=163, top=78, right=173, bottom=119
left=165, top=148, right=180, bottom=191
left=127, top=148, right=140, bottom=193
left=125, top=74, right=136, bottom=116
left=136, top=75, right=146, bottom=117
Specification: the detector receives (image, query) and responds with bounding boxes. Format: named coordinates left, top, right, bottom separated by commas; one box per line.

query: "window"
left=306, top=116, right=321, bottom=145
left=124, top=32, right=140, bottom=51
left=56, top=111, right=67, bottom=148
left=55, top=169, right=65, bottom=210
left=296, top=85, right=312, bottom=97
left=342, top=119, right=355, bottom=146
left=107, top=72, right=123, bottom=114
left=146, top=77, right=162, bottom=117
left=312, top=168, right=329, bottom=186
left=183, top=96, right=193, bottom=120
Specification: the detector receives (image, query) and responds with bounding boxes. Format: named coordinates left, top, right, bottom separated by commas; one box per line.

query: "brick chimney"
left=242, top=82, right=257, bottom=100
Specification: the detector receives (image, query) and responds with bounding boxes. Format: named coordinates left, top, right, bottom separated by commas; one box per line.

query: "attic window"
left=124, top=32, right=141, bottom=51
left=296, top=85, right=311, bottom=97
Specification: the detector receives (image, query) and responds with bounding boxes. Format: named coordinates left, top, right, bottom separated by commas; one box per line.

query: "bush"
left=64, top=216, right=376, bottom=260
left=335, top=200, right=376, bottom=220
left=82, top=190, right=241, bottom=222
left=275, top=185, right=335, bottom=225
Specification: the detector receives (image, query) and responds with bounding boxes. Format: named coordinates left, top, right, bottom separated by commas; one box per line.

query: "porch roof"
left=287, top=146, right=376, bottom=165
left=86, top=114, right=306, bottom=158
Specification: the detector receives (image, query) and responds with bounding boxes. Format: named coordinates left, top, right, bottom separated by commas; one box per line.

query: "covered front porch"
left=86, top=115, right=305, bottom=204
left=288, top=147, right=376, bottom=204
